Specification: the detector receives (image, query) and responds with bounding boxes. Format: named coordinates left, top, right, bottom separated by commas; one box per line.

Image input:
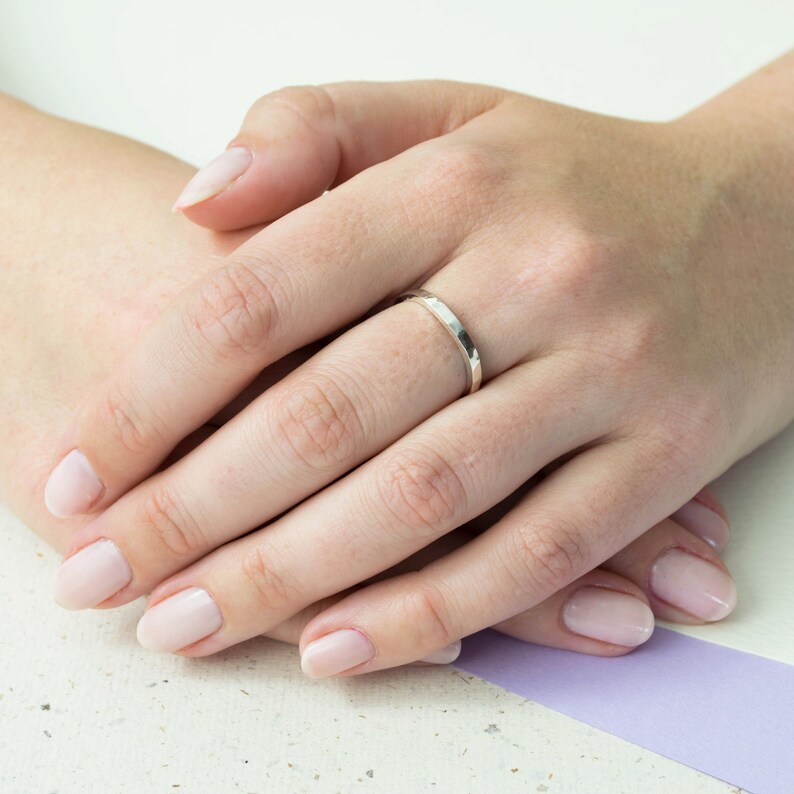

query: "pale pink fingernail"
left=562, top=587, right=655, bottom=647
left=136, top=587, right=223, bottom=653
left=671, top=497, right=730, bottom=552
left=649, top=548, right=737, bottom=621
left=172, top=146, right=253, bottom=210
left=418, top=640, right=462, bottom=664
left=44, top=449, right=104, bottom=518
left=52, top=539, right=132, bottom=610
left=300, top=629, right=375, bottom=678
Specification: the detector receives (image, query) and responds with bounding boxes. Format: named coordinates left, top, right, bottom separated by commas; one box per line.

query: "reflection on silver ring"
left=393, top=288, right=482, bottom=396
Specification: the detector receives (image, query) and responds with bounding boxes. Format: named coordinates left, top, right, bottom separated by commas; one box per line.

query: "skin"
left=0, top=93, right=740, bottom=659
left=0, top=92, right=740, bottom=658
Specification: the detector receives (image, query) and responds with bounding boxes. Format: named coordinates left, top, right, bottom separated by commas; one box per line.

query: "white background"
left=1, top=1, right=792, bottom=792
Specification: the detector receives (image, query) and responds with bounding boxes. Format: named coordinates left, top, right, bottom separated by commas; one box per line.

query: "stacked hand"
left=5, top=54, right=793, bottom=679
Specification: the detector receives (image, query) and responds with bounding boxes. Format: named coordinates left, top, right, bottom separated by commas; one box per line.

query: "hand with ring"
left=44, top=59, right=794, bottom=676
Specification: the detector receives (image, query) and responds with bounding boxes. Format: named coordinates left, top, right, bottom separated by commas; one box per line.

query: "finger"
left=52, top=299, right=477, bottom=607
left=259, top=530, right=483, bottom=648
left=464, top=483, right=732, bottom=651
left=601, top=514, right=737, bottom=624
left=174, top=81, right=506, bottom=230
left=492, top=569, right=655, bottom=657
left=262, top=593, right=350, bottom=646
left=263, top=598, right=460, bottom=668
left=496, top=508, right=736, bottom=659
left=294, top=434, right=723, bottom=676
left=121, top=356, right=616, bottom=655
left=45, top=119, right=501, bottom=519
left=269, top=570, right=654, bottom=665
left=668, top=486, right=730, bottom=552
left=257, top=488, right=730, bottom=659
left=172, top=530, right=472, bottom=651
left=52, top=233, right=565, bottom=609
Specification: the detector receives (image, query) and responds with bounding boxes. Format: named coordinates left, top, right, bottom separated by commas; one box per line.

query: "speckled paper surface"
left=0, top=512, right=750, bottom=793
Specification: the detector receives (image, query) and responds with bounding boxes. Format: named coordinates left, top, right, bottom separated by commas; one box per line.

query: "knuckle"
left=400, top=581, right=454, bottom=649
left=186, top=261, right=285, bottom=359
left=274, top=373, right=366, bottom=472
left=253, top=84, right=336, bottom=133
left=240, top=542, right=301, bottom=614
left=594, top=308, right=670, bottom=385
left=547, top=228, right=619, bottom=293
left=378, top=444, right=468, bottom=542
left=641, top=388, right=730, bottom=482
left=139, top=486, right=205, bottom=560
left=614, top=310, right=668, bottom=367
left=509, top=517, right=588, bottom=597
left=565, top=304, right=672, bottom=395
left=94, top=385, right=166, bottom=456
left=413, top=142, right=497, bottom=217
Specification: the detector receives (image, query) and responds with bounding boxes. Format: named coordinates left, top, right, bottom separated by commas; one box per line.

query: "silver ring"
left=393, top=288, right=482, bottom=396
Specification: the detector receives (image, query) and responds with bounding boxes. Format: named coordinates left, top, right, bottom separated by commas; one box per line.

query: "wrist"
left=667, top=80, right=794, bottom=449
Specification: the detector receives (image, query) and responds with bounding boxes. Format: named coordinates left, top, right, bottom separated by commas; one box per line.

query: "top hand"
left=44, top=61, right=794, bottom=675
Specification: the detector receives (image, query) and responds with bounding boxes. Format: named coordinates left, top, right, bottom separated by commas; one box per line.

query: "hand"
left=0, top=95, right=737, bottom=667
left=46, top=58, right=794, bottom=676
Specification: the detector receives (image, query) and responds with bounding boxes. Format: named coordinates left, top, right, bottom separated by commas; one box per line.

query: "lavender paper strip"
left=453, top=627, right=794, bottom=793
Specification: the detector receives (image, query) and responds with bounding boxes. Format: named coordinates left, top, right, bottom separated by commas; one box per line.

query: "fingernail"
left=418, top=640, right=462, bottom=664
left=671, top=497, right=730, bottom=552
left=44, top=449, right=104, bottom=518
left=172, top=146, right=253, bottom=210
left=52, top=539, right=132, bottom=610
left=649, top=548, right=737, bottom=621
left=136, top=587, right=224, bottom=653
left=300, top=629, right=375, bottom=678
left=562, top=586, right=655, bottom=647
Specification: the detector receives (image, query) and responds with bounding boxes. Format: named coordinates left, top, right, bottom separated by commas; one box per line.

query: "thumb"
left=173, top=80, right=506, bottom=230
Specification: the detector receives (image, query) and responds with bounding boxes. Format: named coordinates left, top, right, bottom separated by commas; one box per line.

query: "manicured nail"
left=136, top=587, right=223, bottom=653
left=418, top=640, right=462, bottom=664
left=300, top=629, right=376, bottom=678
left=562, top=586, right=655, bottom=647
left=172, top=146, right=253, bottom=210
left=52, top=539, right=132, bottom=610
left=649, top=548, right=737, bottom=621
left=671, top=497, right=730, bottom=552
left=44, top=449, right=104, bottom=518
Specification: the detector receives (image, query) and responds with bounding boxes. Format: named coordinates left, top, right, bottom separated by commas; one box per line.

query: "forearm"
left=0, top=96, right=248, bottom=548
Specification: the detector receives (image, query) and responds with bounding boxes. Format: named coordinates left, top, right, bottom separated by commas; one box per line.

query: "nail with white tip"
left=137, top=587, right=224, bottom=653
left=53, top=539, right=132, bottom=610
left=172, top=146, right=253, bottom=210
left=44, top=449, right=104, bottom=518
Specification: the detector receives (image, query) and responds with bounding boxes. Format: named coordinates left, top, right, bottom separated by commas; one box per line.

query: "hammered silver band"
left=393, top=288, right=482, bottom=396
